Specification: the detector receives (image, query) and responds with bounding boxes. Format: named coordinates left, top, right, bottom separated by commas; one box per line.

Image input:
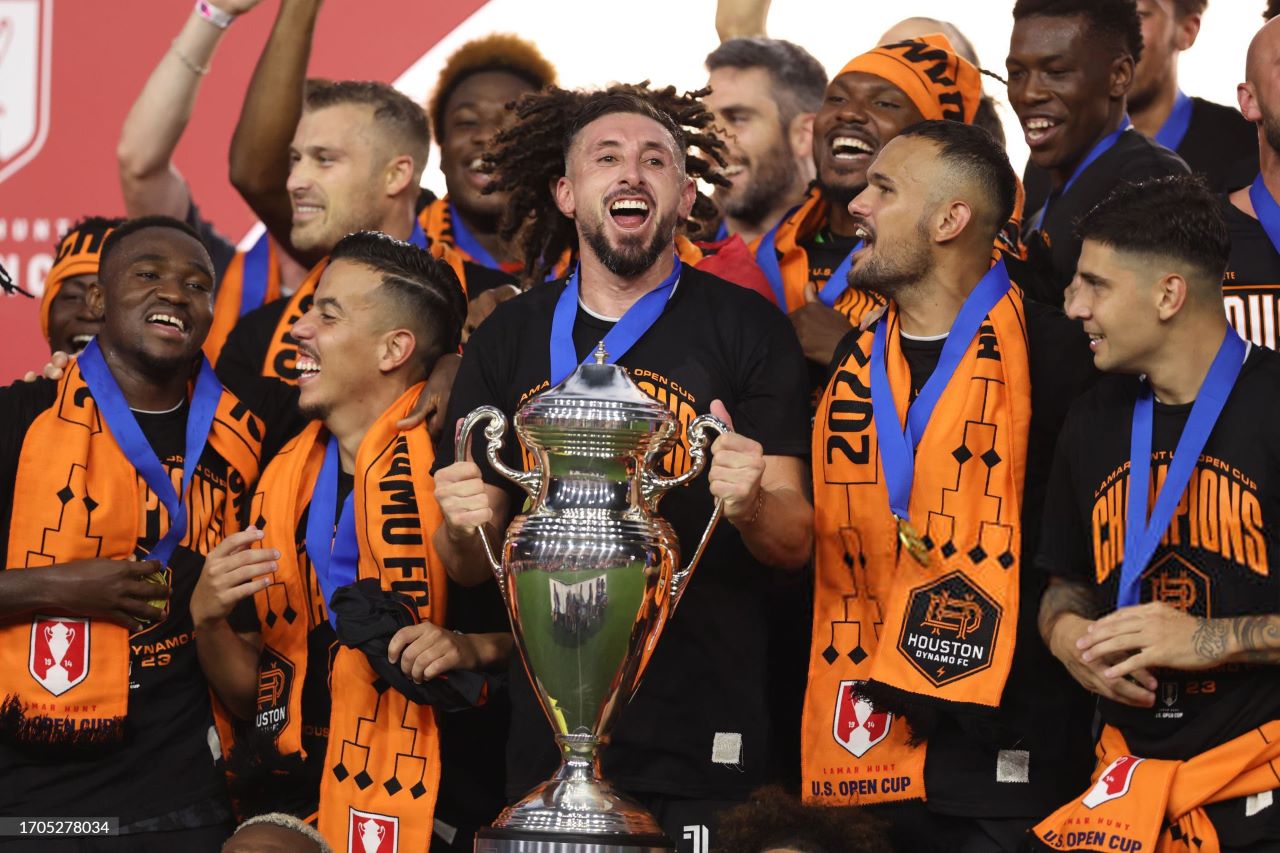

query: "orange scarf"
left=249, top=385, right=447, bottom=852
left=1033, top=723, right=1280, bottom=852
left=206, top=239, right=284, bottom=365
left=0, top=360, right=260, bottom=745
left=747, top=187, right=883, bottom=322
left=41, top=222, right=115, bottom=343
left=801, top=286, right=1030, bottom=805
left=261, top=247, right=468, bottom=383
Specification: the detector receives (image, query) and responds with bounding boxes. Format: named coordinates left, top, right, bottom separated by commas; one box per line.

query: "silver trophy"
left=463, top=344, right=728, bottom=853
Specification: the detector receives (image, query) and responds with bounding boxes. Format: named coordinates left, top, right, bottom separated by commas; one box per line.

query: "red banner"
left=0, top=0, right=484, bottom=381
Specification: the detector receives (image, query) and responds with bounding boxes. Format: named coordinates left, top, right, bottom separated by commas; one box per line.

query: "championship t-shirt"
left=821, top=300, right=1100, bottom=817
left=436, top=265, right=811, bottom=800
left=0, top=380, right=254, bottom=828
left=1021, top=130, right=1189, bottom=301
left=1222, top=195, right=1280, bottom=351
left=1039, top=346, right=1280, bottom=843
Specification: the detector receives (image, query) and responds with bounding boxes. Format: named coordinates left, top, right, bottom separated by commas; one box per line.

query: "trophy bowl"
left=463, top=345, right=727, bottom=853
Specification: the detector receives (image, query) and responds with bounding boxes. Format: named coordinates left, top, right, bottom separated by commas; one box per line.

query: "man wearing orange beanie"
left=39, top=218, right=122, bottom=355
left=762, top=35, right=1013, bottom=380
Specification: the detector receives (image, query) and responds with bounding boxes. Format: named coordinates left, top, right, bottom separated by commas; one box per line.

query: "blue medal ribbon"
left=77, top=339, right=222, bottom=566
left=756, top=217, right=862, bottom=309
left=1248, top=173, right=1280, bottom=257
left=1154, top=90, right=1193, bottom=152
left=305, top=436, right=360, bottom=628
left=409, top=219, right=428, bottom=250
left=1119, top=328, right=1248, bottom=608
left=869, top=260, right=1012, bottom=524
left=714, top=221, right=729, bottom=242
left=1030, top=118, right=1131, bottom=231
left=549, top=253, right=682, bottom=385
left=447, top=202, right=498, bottom=269
left=239, top=231, right=271, bottom=318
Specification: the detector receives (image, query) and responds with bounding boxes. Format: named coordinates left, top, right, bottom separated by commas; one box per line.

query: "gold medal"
left=140, top=568, right=169, bottom=621
left=896, top=516, right=930, bottom=567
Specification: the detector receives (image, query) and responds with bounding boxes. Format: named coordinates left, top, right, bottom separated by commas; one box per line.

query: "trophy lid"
left=516, top=343, right=676, bottom=452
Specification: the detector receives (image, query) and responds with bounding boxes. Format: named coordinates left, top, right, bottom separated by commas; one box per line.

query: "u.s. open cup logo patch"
left=29, top=615, right=88, bottom=696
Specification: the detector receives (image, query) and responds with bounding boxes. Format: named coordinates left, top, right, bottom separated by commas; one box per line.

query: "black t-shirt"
left=0, top=381, right=243, bottom=827
left=1040, top=345, right=1280, bottom=756
left=1222, top=195, right=1280, bottom=351
left=1021, top=130, right=1190, bottom=301
left=1023, top=99, right=1257, bottom=207
left=827, top=300, right=1101, bottom=817
left=436, top=266, right=811, bottom=800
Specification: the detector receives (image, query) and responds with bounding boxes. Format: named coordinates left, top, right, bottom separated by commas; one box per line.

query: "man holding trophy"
left=433, top=85, right=813, bottom=852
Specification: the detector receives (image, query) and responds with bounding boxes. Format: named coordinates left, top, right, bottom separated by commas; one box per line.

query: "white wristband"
left=195, top=0, right=235, bottom=29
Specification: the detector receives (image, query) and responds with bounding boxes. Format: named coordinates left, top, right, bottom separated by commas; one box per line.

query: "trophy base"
left=478, top=769, right=673, bottom=851
left=474, top=827, right=673, bottom=853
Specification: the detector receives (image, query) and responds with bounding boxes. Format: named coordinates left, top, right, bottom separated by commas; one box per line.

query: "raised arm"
left=715, top=0, right=771, bottom=41
left=228, top=0, right=323, bottom=266
left=117, top=0, right=265, bottom=219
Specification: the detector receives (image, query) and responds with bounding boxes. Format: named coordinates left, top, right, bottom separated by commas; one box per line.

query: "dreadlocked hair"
left=482, top=82, right=730, bottom=283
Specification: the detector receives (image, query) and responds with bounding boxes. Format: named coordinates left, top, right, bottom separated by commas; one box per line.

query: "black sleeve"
left=432, top=303, right=524, bottom=508
left=1034, top=407, right=1093, bottom=584
left=0, top=379, right=59, bottom=563
left=1116, top=146, right=1191, bottom=184
left=185, top=197, right=238, bottom=285
left=216, top=301, right=284, bottom=416
left=730, top=303, right=811, bottom=458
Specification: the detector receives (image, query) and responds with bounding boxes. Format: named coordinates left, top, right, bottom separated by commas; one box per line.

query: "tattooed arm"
left=1038, top=575, right=1100, bottom=646
left=1078, top=604, right=1280, bottom=694
left=1041, top=577, right=1159, bottom=707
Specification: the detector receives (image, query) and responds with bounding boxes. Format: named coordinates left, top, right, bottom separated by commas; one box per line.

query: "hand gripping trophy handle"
left=640, top=413, right=730, bottom=612
left=454, top=405, right=542, bottom=602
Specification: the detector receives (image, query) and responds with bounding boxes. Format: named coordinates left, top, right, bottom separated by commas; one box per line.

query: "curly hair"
left=482, top=82, right=729, bottom=283
left=427, top=34, right=558, bottom=143
left=716, top=786, right=892, bottom=853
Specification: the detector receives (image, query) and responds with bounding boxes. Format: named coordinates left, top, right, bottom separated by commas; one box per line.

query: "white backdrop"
left=393, top=0, right=1264, bottom=197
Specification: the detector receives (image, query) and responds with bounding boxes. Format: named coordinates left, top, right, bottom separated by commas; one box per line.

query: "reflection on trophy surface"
left=464, top=345, right=728, bottom=853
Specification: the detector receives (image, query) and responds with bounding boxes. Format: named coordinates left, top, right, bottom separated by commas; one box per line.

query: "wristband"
left=195, top=0, right=235, bottom=29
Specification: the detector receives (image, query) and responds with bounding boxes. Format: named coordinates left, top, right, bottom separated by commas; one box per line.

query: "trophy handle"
left=641, top=414, right=730, bottom=611
left=455, top=406, right=542, bottom=595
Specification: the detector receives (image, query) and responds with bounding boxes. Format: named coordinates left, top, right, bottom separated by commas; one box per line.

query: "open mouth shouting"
left=607, top=195, right=653, bottom=231
left=146, top=311, right=189, bottom=340
left=830, top=133, right=876, bottom=163
left=69, top=333, right=96, bottom=353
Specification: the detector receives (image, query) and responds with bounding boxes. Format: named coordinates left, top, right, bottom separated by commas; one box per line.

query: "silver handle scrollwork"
left=454, top=406, right=544, bottom=597
left=640, top=413, right=730, bottom=612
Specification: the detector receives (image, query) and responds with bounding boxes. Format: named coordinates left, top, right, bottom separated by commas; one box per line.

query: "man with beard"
left=801, top=121, right=1097, bottom=851
left=1223, top=16, right=1280, bottom=351
left=0, top=217, right=266, bottom=851
left=760, top=35, right=987, bottom=372
left=1007, top=0, right=1189, bottom=300
left=1034, top=175, right=1280, bottom=853
left=433, top=87, right=812, bottom=852
left=702, top=37, right=825, bottom=246
left=39, top=216, right=122, bottom=356
left=192, top=232, right=509, bottom=852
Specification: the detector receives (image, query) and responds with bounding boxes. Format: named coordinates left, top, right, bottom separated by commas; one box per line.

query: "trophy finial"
left=593, top=341, right=608, bottom=364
